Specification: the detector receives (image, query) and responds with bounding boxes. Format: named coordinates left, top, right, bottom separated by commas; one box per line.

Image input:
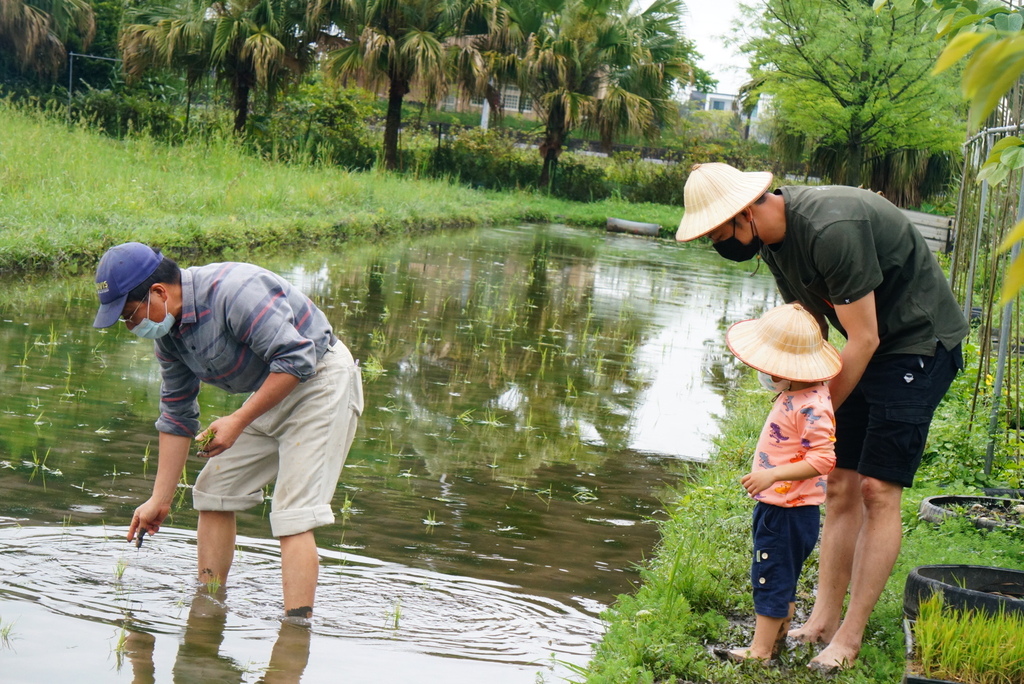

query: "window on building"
left=502, top=88, right=520, bottom=112
left=711, top=100, right=726, bottom=111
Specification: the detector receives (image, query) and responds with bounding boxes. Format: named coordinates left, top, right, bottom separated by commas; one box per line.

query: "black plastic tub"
left=918, top=495, right=1022, bottom=530
left=904, top=564, right=1024, bottom=621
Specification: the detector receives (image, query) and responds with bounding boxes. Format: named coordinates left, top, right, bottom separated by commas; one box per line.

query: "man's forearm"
left=152, top=432, right=193, bottom=503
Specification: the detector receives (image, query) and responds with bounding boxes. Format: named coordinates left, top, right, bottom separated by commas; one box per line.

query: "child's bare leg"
left=729, top=613, right=787, bottom=661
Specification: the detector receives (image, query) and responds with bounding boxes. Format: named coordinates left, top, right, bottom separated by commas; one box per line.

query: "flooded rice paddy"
left=0, top=224, right=778, bottom=682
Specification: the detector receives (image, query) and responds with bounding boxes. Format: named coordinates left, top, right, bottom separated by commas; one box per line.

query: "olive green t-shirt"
left=760, top=185, right=968, bottom=357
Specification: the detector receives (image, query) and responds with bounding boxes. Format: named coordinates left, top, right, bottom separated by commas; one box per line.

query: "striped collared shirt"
left=154, top=262, right=334, bottom=437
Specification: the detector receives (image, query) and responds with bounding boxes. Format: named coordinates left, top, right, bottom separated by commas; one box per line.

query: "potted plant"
left=904, top=593, right=1024, bottom=684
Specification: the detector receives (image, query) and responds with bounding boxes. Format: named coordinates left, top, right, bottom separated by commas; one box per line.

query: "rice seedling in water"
left=339, top=493, right=356, bottom=522
left=30, top=447, right=50, bottom=468
left=61, top=353, right=74, bottom=400
left=114, top=557, right=128, bottom=580
left=422, top=510, right=443, bottom=527
left=141, top=442, right=151, bottom=478
left=384, top=598, right=401, bottom=630
left=203, top=576, right=222, bottom=594
left=478, top=410, right=505, bottom=428
left=361, top=355, right=386, bottom=381
left=0, top=617, right=17, bottom=648
left=111, top=626, right=129, bottom=660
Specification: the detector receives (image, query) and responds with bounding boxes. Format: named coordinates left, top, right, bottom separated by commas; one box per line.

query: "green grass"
left=0, top=102, right=682, bottom=274
left=582, top=376, right=1024, bottom=684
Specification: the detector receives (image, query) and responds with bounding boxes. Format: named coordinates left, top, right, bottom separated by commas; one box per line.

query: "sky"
left=681, top=0, right=750, bottom=94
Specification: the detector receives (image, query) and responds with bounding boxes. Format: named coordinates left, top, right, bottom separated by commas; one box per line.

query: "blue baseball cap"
left=93, top=242, right=162, bottom=328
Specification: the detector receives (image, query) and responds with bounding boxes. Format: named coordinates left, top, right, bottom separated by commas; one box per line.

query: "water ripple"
left=0, top=524, right=603, bottom=669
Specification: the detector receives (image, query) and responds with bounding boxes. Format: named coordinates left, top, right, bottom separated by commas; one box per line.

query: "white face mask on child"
left=758, top=371, right=791, bottom=393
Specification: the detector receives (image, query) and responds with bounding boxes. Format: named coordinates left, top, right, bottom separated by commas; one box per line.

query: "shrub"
left=246, top=81, right=378, bottom=170
left=606, top=152, right=689, bottom=206
left=72, top=88, right=184, bottom=140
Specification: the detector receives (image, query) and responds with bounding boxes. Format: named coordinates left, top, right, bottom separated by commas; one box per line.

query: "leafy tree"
left=121, top=0, right=317, bottom=133
left=897, top=0, right=1024, bottom=301
left=315, top=0, right=491, bottom=170
left=492, top=0, right=707, bottom=187
left=0, top=0, right=95, bottom=78
left=742, top=0, right=964, bottom=187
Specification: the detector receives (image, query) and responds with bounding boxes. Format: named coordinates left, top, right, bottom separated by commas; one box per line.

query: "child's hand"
left=741, top=470, right=776, bottom=496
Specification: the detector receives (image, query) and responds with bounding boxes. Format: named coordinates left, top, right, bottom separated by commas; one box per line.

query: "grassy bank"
left=581, top=353, right=1024, bottom=684
left=0, top=103, right=681, bottom=275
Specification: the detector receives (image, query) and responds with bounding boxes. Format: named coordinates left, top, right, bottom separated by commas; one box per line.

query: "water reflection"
left=0, top=224, right=778, bottom=681
left=123, top=590, right=311, bottom=684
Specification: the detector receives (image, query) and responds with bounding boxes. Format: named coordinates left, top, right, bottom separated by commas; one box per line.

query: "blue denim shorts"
left=751, top=502, right=821, bottom=619
left=834, top=342, right=963, bottom=487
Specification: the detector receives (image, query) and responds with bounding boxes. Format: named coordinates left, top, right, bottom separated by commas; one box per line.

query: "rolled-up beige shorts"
left=192, top=342, right=363, bottom=537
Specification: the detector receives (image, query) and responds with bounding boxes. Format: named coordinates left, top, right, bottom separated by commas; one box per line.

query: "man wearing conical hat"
left=677, top=163, right=969, bottom=672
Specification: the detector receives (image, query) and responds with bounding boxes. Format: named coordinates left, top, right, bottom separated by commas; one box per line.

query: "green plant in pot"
left=905, top=593, right=1024, bottom=684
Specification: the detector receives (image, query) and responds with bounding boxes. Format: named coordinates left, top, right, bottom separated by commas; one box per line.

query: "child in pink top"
left=719, top=302, right=841, bottom=663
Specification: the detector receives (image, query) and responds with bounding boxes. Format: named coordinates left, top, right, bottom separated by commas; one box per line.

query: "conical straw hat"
left=726, top=303, right=842, bottom=382
left=676, top=163, right=773, bottom=242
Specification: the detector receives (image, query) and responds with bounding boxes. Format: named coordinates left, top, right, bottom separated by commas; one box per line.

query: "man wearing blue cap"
left=94, top=242, right=363, bottom=617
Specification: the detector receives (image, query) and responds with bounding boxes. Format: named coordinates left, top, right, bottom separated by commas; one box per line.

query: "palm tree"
left=121, top=0, right=316, bottom=134
left=493, top=0, right=697, bottom=188
left=0, top=0, right=95, bottom=77
left=120, top=0, right=212, bottom=132
left=315, top=0, right=490, bottom=170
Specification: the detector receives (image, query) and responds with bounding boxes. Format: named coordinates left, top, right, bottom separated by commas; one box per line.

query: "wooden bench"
left=901, top=209, right=954, bottom=254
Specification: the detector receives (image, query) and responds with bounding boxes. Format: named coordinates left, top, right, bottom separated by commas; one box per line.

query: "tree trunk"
left=384, top=78, right=410, bottom=171
left=539, top=139, right=561, bottom=189
left=485, top=83, right=504, bottom=127
left=539, top=111, right=565, bottom=189
left=843, top=143, right=860, bottom=187
left=232, top=77, right=251, bottom=134
left=185, top=85, right=193, bottom=136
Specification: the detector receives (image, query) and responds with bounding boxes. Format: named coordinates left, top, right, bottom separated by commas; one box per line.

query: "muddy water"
left=0, top=224, right=778, bottom=683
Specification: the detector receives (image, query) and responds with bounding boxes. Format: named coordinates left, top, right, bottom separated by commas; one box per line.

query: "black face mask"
left=712, top=218, right=762, bottom=262
left=713, top=235, right=763, bottom=262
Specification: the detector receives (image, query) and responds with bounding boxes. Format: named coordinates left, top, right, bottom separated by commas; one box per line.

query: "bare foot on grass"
left=712, top=647, right=772, bottom=664
left=808, top=641, right=858, bottom=674
left=787, top=622, right=835, bottom=644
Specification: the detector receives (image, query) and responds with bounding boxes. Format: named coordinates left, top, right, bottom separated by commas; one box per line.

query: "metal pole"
left=964, top=123, right=1024, bottom=146
left=985, top=173, right=1024, bottom=474
left=963, top=168, right=989, bottom=319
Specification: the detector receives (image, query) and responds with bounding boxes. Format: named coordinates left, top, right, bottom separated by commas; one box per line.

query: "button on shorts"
left=192, top=343, right=363, bottom=537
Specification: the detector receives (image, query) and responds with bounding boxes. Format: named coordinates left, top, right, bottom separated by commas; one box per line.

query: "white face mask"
left=129, top=295, right=175, bottom=339
left=758, top=371, right=791, bottom=393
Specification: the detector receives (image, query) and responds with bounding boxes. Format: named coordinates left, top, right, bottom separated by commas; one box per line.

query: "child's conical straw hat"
left=726, top=303, right=842, bottom=382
